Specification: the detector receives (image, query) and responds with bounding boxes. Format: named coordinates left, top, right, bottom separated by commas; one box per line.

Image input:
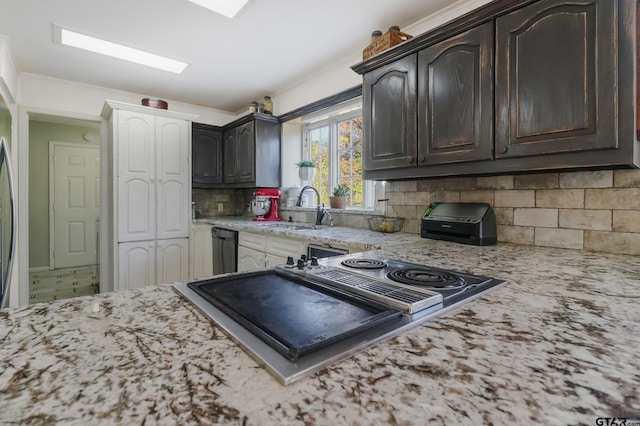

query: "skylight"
left=57, top=27, right=188, bottom=74
left=186, top=0, right=250, bottom=18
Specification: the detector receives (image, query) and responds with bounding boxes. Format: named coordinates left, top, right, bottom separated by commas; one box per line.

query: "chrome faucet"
left=296, top=185, right=333, bottom=226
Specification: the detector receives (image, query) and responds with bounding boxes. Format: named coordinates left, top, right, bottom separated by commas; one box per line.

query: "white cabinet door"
left=237, top=245, right=265, bottom=273
left=190, top=224, right=213, bottom=280
left=265, top=254, right=288, bottom=268
left=118, top=241, right=155, bottom=291
left=156, top=117, right=190, bottom=239
left=117, top=111, right=156, bottom=242
left=238, top=231, right=267, bottom=251
left=156, top=238, right=189, bottom=285
left=267, top=236, right=305, bottom=261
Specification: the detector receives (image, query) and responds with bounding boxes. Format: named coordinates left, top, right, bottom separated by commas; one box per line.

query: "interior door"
left=51, top=143, right=100, bottom=269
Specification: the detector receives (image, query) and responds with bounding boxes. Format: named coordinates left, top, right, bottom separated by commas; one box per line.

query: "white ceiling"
left=1, top=0, right=458, bottom=113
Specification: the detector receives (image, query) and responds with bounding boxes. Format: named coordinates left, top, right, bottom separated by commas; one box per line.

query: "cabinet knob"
left=497, top=145, right=508, bottom=155
left=418, top=155, right=426, bottom=163
left=407, top=156, right=415, bottom=164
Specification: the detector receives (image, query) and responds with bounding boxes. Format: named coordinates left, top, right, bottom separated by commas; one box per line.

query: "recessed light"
left=56, top=26, right=188, bottom=74
left=186, top=0, right=250, bottom=18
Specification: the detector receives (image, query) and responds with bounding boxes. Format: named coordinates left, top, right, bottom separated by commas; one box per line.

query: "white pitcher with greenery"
left=296, top=160, right=316, bottom=186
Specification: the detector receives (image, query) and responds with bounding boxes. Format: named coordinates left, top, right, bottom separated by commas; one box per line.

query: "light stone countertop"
left=1, top=219, right=639, bottom=425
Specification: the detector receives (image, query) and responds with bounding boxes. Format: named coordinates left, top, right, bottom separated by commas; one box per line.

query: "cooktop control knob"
left=310, top=257, right=319, bottom=266
left=297, top=259, right=305, bottom=269
left=300, top=254, right=307, bottom=262
left=286, top=256, right=295, bottom=266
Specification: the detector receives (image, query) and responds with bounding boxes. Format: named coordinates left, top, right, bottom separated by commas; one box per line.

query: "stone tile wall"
left=192, top=188, right=254, bottom=218
left=384, top=169, right=640, bottom=255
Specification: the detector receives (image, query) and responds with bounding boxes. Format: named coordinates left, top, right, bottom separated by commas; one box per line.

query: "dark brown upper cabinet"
left=418, top=21, right=494, bottom=165
left=224, top=121, right=255, bottom=184
left=222, top=113, right=280, bottom=188
left=495, top=0, right=616, bottom=158
left=192, top=123, right=223, bottom=188
left=352, top=0, right=638, bottom=180
left=363, top=55, right=417, bottom=171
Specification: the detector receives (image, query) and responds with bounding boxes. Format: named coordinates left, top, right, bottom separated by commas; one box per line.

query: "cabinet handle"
left=497, top=145, right=508, bottom=155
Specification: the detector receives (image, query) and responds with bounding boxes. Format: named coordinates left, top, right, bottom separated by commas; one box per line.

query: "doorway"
left=27, top=115, right=101, bottom=304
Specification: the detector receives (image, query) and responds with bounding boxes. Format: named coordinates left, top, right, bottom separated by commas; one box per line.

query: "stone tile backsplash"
left=192, top=169, right=640, bottom=255
left=384, top=169, right=640, bottom=255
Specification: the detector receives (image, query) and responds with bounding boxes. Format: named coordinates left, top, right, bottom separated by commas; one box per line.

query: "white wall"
left=0, top=36, right=17, bottom=104
left=18, top=73, right=236, bottom=126
left=271, top=0, right=493, bottom=115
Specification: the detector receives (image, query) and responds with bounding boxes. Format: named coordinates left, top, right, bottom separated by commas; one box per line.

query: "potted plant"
left=296, top=160, right=316, bottom=185
left=329, top=184, right=349, bottom=209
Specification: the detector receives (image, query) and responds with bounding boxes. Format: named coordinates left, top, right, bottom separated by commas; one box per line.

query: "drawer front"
left=239, top=231, right=267, bottom=251
left=268, top=236, right=305, bottom=259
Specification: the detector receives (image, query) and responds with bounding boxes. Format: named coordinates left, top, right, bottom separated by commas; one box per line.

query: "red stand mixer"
left=251, top=188, right=282, bottom=221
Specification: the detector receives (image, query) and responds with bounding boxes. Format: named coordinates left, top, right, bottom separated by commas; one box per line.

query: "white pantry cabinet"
left=102, top=100, right=197, bottom=291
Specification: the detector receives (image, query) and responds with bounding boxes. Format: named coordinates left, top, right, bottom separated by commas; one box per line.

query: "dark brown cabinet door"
left=223, top=129, right=238, bottom=183
left=495, top=0, right=617, bottom=158
left=192, top=123, right=222, bottom=187
left=235, top=121, right=255, bottom=183
left=363, top=54, right=417, bottom=171
left=418, top=22, right=494, bottom=165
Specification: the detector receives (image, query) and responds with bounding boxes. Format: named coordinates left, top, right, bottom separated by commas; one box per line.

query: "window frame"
left=303, top=106, right=374, bottom=209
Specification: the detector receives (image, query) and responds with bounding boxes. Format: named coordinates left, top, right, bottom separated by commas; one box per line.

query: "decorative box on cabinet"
left=102, top=100, right=197, bottom=291
left=222, top=113, right=280, bottom=188
left=352, top=0, right=639, bottom=180
left=192, top=123, right=223, bottom=188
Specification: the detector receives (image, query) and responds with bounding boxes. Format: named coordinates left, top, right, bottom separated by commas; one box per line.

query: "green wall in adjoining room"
left=28, top=120, right=99, bottom=269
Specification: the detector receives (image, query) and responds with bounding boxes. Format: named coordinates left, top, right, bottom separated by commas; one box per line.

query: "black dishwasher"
left=211, top=228, right=237, bottom=274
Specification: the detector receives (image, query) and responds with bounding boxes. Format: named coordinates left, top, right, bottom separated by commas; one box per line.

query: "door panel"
left=156, top=238, right=189, bottom=284
left=237, top=245, right=265, bottom=272
left=190, top=224, right=213, bottom=280
left=192, top=125, right=223, bottom=186
left=363, top=54, right=417, bottom=170
left=118, top=241, right=155, bottom=290
left=495, top=0, right=617, bottom=157
left=223, top=130, right=238, bottom=183
left=236, top=122, right=255, bottom=183
left=418, top=22, right=494, bottom=164
left=52, top=144, right=100, bottom=268
left=117, top=111, right=155, bottom=241
left=118, top=177, right=155, bottom=241
left=156, top=117, right=189, bottom=239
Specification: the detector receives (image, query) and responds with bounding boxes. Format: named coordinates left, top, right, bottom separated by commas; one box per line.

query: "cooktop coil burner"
left=341, top=258, right=388, bottom=270
left=387, top=268, right=465, bottom=290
